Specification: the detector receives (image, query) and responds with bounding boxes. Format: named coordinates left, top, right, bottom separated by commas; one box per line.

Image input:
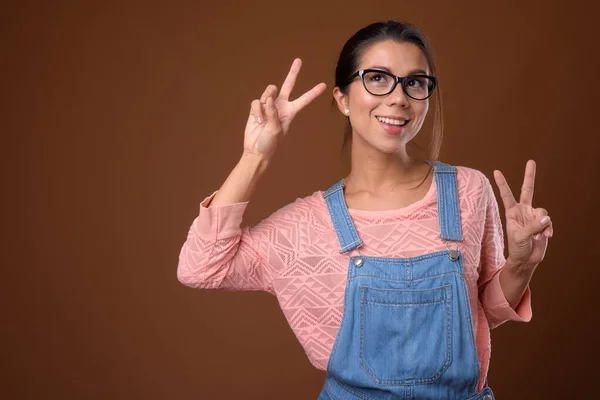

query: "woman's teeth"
left=376, top=116, right=408, bottom=126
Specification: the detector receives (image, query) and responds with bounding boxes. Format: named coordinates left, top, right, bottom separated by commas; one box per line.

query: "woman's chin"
left=353, top=130, right=410, bottom=155
left=373, top=142, right=405, bottom=154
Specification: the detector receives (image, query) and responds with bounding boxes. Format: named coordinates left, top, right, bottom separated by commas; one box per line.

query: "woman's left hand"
left=493, top=160, right=553, bottom=271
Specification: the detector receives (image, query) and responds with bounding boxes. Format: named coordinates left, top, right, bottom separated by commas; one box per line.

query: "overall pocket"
left=359, top=284, right=453, bottom=386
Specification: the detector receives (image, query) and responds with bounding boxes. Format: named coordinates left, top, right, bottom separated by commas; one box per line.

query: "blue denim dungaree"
left=317, top=162, right=495, bottom=400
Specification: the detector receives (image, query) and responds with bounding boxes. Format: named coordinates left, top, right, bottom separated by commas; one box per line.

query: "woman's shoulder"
left=453, top=165, right=492, bottom=187
left=452, top=165, right=494, bottom=201
left=262, top=190, right=328, bottom=224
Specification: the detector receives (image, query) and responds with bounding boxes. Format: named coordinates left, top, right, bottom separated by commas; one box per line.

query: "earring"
left=344, top=109, right=349, bottom=114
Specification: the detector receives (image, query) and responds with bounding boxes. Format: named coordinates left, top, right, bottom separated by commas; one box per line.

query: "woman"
left=177, top=20, right=552, bottom=399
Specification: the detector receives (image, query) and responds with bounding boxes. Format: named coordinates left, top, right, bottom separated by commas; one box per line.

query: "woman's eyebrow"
left=367, top=65, right=429, bottom=75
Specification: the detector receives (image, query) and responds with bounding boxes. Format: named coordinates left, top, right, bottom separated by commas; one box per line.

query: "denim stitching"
left=352, top=249, right=454, bottom=263
left=359, top=285, right=450, bottom=305
left=358, top=285, right=453, bottom=386
left=325, top=189, right=360, bottom=253
left=405, top=386, right=412, bottom=400
left=340, top=240, right=363, bottom=254
left=326, top=187, right=362, bottom=253
left=444, top=284, right=453, bottom=378
left=350, top=271, right=456, bottom=284
left=436, top=169, right=448, bottom=240
left=334, top=378, right=379, bottom=400
left=450, top=169, right=463, bottom=240
left=324, top=261, right=353, bottom=375
left=324, top=384, right=340, bottom=400
left=332, top=195, right=350, bottom=249
left=338, top=195, right=361, bottom=251
left=324, top=195, right=344, bottom=250
left=323, top=185, right=343, bottom=198
left=362, top=299, right=447, bottom=306
left=456, top=257, right=481, bottom=396
left=350, top=269, right=462, bottom=285
left=466, top=387, right=494, bottom=400
left=435, top=162, right=463, bottom=242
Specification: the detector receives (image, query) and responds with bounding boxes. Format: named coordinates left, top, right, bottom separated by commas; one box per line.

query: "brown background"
left=2, top=0, right=599, bottom=399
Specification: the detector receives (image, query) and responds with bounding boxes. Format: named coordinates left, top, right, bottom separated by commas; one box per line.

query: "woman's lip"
left=376, top=115, right=409, bottom=121
left=377, top=119, right=406, bottom=135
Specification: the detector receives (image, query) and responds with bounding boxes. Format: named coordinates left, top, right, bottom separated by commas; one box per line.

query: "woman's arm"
left=478, top=173, right=533, bottom=329
left=176, top=153, right=270, bottom=292
left=499, top=258, right=534, bottom=309
left=176, top=58, right=325, bottom=292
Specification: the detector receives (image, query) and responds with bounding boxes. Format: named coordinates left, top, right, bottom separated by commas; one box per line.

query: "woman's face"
left=334, top=40, right=432, bottom=154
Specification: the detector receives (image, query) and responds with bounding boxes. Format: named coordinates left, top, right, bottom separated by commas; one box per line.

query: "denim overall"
left=317, top=162, right=494, bottom=400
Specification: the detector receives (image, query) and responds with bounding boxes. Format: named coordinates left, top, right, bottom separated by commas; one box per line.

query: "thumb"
left=522, top=215, right=551, bottom=239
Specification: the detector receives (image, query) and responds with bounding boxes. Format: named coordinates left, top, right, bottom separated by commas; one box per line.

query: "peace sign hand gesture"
left=493, top=160, right=553, bottom=271
left=243, top=58, right=326, bottom=160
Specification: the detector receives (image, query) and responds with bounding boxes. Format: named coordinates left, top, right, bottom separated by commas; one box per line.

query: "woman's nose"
left=386, top=84, right=410, bottom=108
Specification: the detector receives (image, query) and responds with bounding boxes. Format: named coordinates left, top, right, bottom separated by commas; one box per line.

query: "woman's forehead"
left=358, top=41, right=430, bottom=75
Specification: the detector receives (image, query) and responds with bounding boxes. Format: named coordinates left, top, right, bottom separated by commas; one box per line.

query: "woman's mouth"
left=375, top=116, right=409, bottom=135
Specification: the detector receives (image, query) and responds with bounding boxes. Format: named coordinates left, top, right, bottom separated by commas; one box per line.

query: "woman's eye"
left=370, top=73, right=387, bottom=82
left=407, top=78, right=421, bottom=87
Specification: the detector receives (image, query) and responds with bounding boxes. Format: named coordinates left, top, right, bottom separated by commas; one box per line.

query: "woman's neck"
left=345, top=143, right=426, bottom=194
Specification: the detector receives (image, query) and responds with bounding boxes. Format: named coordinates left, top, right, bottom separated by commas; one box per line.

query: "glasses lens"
left=404, top=76, right=434, bottom=100
left=363, top=71, right=395, bottom=95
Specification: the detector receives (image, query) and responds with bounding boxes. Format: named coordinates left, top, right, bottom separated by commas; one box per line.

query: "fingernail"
left=544, top=231, right=552, bottom=238
left=534, top=233, right=541, bottom=240
left=540, top=216, right=550, bottom=225
left=257, top=116, right=263, bottom=124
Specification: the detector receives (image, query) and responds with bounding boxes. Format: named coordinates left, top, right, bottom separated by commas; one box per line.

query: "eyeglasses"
left=346, top=69, right=437, bottom=100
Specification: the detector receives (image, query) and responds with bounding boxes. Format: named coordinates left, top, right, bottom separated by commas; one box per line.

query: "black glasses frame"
left=346, top=69, right=437, bottom=100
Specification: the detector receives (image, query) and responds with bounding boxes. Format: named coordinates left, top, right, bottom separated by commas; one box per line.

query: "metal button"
left=353, top=257, right=363, bottom=267
left=448, top=249, right=459, bottom=261
left=483, top=395, right=492, bottom=400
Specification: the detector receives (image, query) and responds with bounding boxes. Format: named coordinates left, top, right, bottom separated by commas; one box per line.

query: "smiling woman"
left=177, top=20, right=552, bottom=400
left=334, top=40, right=434, bottom=165
left=333, top=22, right=444, bottom=170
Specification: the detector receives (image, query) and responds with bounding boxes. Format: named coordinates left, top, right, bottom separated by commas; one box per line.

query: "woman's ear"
left=333, top=87, right=349, bottom=116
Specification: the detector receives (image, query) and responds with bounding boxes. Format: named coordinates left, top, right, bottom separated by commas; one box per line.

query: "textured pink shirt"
left=177, top=166, right=532, bottom=390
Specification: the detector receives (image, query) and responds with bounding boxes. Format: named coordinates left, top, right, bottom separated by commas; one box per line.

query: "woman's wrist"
left=500, top=258, right=535, bottom=308
left=240, top=151, right=271, bottom=175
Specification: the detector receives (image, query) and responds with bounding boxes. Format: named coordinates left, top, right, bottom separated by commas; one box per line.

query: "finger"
left=250, top=99, right=264, bottom=124
left=493, top=170, right=517, bottom=209
left=530, top=233, right=548, bottom=264
left=543, top=220, right=554, bottom=238
left=532, top=208, right=550, bottom=240
left=520, top=159, right=536, bottom=206
left=279, top=58, right=302, bottom=101
left=292, top=82, right=327, bottom=112
left=526, top=215, right=551, bottom=240
left=264, top=96, right=279, bottom=122
left=533, top=207, right=548, bottom=218
left=260, top=85, right=278, bottom=104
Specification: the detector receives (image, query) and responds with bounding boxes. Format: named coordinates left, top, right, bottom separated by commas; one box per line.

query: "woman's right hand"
left=243, top=58, right=327, bottom=160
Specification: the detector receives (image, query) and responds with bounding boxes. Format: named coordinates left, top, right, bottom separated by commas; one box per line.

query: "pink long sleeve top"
left=177, top=166, right=532, bottom=390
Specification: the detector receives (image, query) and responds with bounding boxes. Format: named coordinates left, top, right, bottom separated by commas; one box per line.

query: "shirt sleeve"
left=176, top=191, right=294, bottom=295
left=478, top=176, right=533, bottom=329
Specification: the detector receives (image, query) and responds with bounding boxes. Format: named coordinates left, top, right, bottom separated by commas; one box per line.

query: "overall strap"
left=433, top=161, right=464, bottom=241
left=323, top=180, right=363, bottom=254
